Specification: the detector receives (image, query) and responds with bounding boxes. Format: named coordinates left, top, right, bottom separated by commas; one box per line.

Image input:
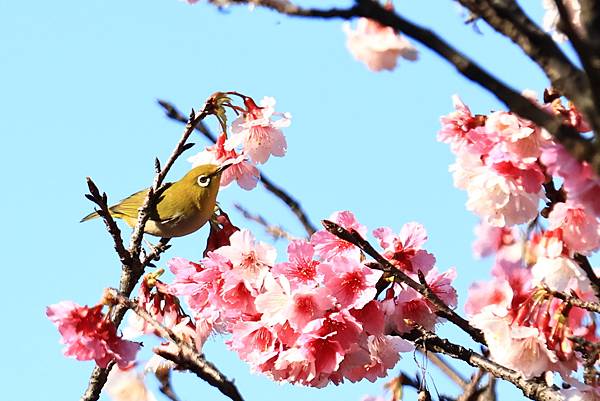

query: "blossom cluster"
left=167, top=210, right=458, bottom=386
left=441, top=94, right=600, bottom=381
left=439, top=94, right=600, bottom=255
left=188, top=95, right=291, bottom=190
left=46, top=301, right=140, bottom=369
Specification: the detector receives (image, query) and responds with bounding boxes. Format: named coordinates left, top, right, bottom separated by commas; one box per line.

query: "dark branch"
left=322, top=219, right=486, bottom=345
left=573, top=253, right=600, bottom=299
left=213, top=0, right=600, bottom=174
left=544, top=286, right=600, bottom=313
left=456, top=0, right=600, bottom=135
left=107, top=290, right=245, bottom=401
left=403, top=328, right=563, bottom=401
left=156, top=369, right=181, bottom=401
left=84, top=178, right=131, bottom=266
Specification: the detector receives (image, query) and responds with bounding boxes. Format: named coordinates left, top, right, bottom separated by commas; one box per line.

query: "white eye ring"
left=197, top=175, right=211, bottom=188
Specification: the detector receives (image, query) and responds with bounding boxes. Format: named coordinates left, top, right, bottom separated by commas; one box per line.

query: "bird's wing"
left=109, top=183, right=173, bottom=221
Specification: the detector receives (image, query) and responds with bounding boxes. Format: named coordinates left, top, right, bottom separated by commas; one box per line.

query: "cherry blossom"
left=46, top=301, right=140, bottom=368
left=188, top=133, right=259, bottom=190
left=311, top=210, right=367, bottom=260
left=541, top=142, right=600, bottom=217
left=321, top=256, right=383, bottom=309
left=272, top=239, right=321, bottom=285
left=215, top=228, right=277, bottom=290
left=372, top=222, right=435, bottom=274
left=343, top=16, right=418, bottom=72
left=226, top=96, right=290, bottom=165
left=105, top=367, right=157, bottom=401
left=438, top=95, right=485, bottom=152
left=548, top=201, right=600, bottom=254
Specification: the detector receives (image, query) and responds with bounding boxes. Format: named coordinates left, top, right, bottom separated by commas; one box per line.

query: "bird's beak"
left=212, top=162, right=234, bottom=177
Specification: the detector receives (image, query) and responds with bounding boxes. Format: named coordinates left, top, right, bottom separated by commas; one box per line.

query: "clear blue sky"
left=0, top=1, right=577, bottom=400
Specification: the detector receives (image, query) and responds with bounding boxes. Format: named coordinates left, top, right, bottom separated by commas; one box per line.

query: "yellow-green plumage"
left=81, top=164, right=225, bottom=238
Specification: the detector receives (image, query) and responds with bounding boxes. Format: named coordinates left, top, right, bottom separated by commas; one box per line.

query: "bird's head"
left=179, top=163, right=232, bottom=203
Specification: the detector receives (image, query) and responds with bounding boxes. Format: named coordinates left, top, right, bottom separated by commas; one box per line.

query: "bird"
left=81, top=163, right=230, bottom=238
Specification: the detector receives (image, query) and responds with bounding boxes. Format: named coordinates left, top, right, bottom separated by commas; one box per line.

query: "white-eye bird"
left=81, top=164, right=230, bottom=238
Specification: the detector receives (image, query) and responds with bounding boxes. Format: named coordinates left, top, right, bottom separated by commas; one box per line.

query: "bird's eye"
left=197, top=175, right=211, bottom=188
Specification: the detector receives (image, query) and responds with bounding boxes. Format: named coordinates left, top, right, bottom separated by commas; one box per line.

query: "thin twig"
left=233, top=203, right=295, bottom=241
left=84, top=178, right=132, bottom=266
left=544, top=286, right=600, bottom=313
left=140, top=238, right=172, bottom=268
left=157, top=99, right=318, bottom=236
left=156, top=369, right=181, bottom=401
left=418, top=350, right=468, bottom=389
left=456, top=369, right=484, bottom=401
left=573, top=253, right=600, bottom=299
left=322, top=219, right=486, bottom=345
left=106, top=290, right=245, bottom=401
left=403, top=328, right=563, bottom=401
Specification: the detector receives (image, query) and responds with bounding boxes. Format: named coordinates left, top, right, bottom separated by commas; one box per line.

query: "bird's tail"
left=80, top=210, right=100, bottom=223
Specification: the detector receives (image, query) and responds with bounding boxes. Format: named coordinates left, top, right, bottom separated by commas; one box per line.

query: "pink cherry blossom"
left=228, top=320, right=280, bottom=366
left=472, top=220, right=517, bottom=259
left=321, top=256, right=383, bottom=309
left=531, top=255, right=592, bottom=294
left=372, top=222, right=436, bottom=274
left=188, top=133, right=259, bottom=190
left=485, top=111, right=546, bottom=163
left=340, top=335, right=413, bottom=383
left=204, top=208, right=240, bottom=256
left=311, top=210, right=367, bottom=260
left=287, top=287, right=335, bottom=331
left=438, top=95, right=485, bottom=152
left=105, top=367, right=157, bottom=401
left=548, top=201, right=600, bottom=254
left=343, top=17, right=418, bottom=72
left=46, top=301, right=140, bottom=368
left=474, top=311, right=559, bottom=378
left=226, top=96, right=290, bottom=164
left=272, top=239, right=321, bottom=285
left=216, top=228, right=277, bottom=290
left=425, top=267, right=458, bottom=308
left=464, top=278, right=513, bottom=317
left=541, top=142, right=600, bottom=217
left=453, top=152, right=542, bottom=227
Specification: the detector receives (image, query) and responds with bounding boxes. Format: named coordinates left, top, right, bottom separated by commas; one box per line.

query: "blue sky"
left=0, top=0, right=577, bottom=400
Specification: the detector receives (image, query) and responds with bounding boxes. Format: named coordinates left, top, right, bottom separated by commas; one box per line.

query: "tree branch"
left=210, top=0, right=600, bottom=174
left=234, top=203, right=296, bottom=241
left=456, top=369, right=484, bottom=401
left=419, top=350, right=468, bottom=389
left=106, top=290, right=245, bottom=401
left=457, top=0, right=600, bottom=135
left=403, top=328, right=563, bottom=401
left=573, top=253, right=600, bottom=299
left=322, top=219, right=486, bottom=345
left=543, top=286, right=600, bottom=313
left=552, top=0, right=600, bottom=115
left=141, top=238, right=172, bottom=268
left=84, top=178, right=132, bottom=266
left=157, top=99, right=317, bottom=236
